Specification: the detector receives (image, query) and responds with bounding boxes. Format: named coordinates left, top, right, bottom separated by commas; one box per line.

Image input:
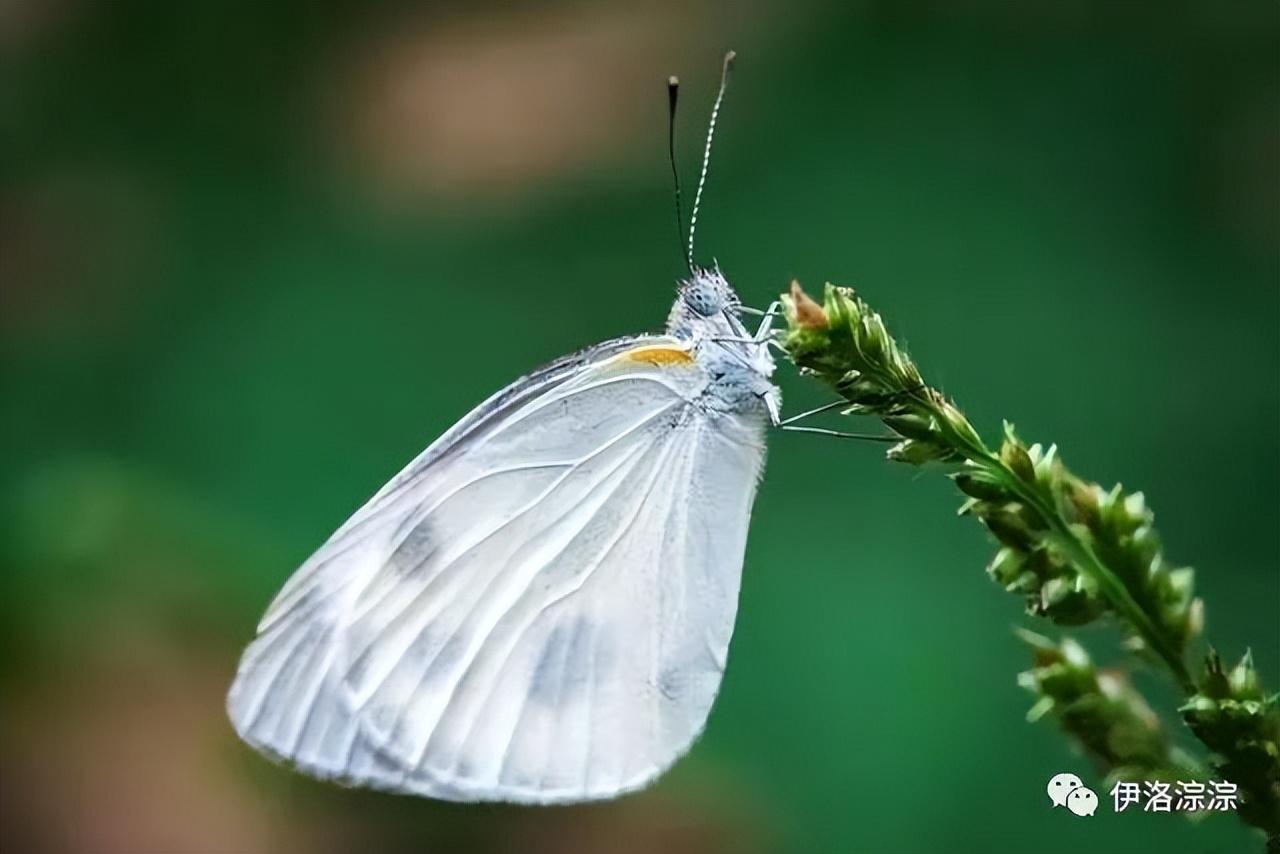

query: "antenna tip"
left=668, top=75, right=679, bottom=88
left=723, top=50, right=737, bottom=69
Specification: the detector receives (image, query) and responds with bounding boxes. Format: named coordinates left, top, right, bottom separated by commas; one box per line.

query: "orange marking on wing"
left=617, top=344, right=695, bottom=367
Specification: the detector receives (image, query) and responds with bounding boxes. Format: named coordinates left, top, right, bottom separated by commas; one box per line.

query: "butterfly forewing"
left=227, top=335, right=768, bottom=803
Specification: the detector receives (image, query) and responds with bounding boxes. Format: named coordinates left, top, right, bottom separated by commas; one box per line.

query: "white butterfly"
left=227, top=54, right=797, bottom=803
left=226, top=264, right=781, bottom=803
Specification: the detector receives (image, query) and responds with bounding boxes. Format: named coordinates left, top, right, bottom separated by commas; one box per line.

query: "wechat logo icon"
left=1048, top=772, right=1097, bottom=817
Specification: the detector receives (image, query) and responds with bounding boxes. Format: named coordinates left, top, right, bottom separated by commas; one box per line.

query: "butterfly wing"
left=227, top=336, right=768, bottom=803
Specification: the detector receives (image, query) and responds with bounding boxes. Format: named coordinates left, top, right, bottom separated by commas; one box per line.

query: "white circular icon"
left=1047, top=772, right=1084, bottom=807
left=1067, top=786, right=1099, bottom=817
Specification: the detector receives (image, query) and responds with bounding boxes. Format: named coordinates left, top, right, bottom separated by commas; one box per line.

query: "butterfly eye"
left=685, top=285, right=721, bottom=316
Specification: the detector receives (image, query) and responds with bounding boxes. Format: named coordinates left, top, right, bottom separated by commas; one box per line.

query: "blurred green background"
left=2, top=1, right=1276, bottom=852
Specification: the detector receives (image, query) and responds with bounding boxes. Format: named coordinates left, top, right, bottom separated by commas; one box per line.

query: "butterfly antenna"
left=687, top=50, right=735, bottom=271
left=667, top=75, right=691, bottom=275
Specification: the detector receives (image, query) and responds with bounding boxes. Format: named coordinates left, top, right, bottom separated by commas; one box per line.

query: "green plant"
left=780, top=281, right=1280, bottom=842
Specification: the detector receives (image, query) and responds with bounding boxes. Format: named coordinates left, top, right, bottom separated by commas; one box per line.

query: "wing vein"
left=412, top=430, right=674, bottom=773
left=474, top=433, right=681, bottom=784
left=341, top=404, right=673, bottom=710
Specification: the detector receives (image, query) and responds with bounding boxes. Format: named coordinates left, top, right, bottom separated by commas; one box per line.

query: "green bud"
left=1034, top=576, right=1104, bottom=625
left=939, top=400, right=983, bottom=450
left=1059, top=636, right=1092, bottom=670
left=841, top=376, right=885, bottom=401
left=1228, top=650, right=1261, bottom=700
left=1198, top=649, right=1232, bottom=699
left=1068, top=480, right=1102, bottom=528
left=1123, top=491, right=1148, bottom=522
left=1187, top=598, right=1204, bottom=640
left=858, top=315, right=886, bottom=363
left=1000, top=438, right=1037, bottom=484
left=1164, top=567, right=1195, bottom=609
left=954, top=472, right=1008, bottom=502
left=1009, top=570, right=1042, bottom=594
left=887, top=439, right=954, bottom=466
left=899, top=358, right=925, bottom=389
left=884, top=413, right=937, bottom=442
left=1130, top=523, right=1161, bottom=565
left=1038, top=576, right=1072, bottom=608
left=987, top=548, right=1024, bottom=586
left=982, top=507, right=1038, bottom=551
left=1099, top=484, right=1143, bottom=536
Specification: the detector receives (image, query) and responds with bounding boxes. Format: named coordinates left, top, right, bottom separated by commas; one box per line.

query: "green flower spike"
left=781, top=281, right=1279, bottom=841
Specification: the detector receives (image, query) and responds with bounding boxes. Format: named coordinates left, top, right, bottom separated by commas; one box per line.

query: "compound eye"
left=686, top=286, right=719, bottom=316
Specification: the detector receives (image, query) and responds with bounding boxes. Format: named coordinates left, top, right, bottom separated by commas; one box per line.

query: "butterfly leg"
left=748, top=300, right=781, bottom=340
left=779, top=425, right=897, bottom=441
left=770, top=397, right=898, bottom=441
left=713, top=303, right=785, bottom=351
left=776, top=400, right=848, bottom=426
left=711, top=336, right=788, bottom=356
left=736, top=299, right=781, bottom=322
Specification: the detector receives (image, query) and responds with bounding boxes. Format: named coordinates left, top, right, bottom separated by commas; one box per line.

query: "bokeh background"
left=2, top=1, right=1276, bottom=852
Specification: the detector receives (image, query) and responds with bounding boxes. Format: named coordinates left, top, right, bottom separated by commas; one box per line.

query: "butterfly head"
left=666, top=265, right=747, bottom=342
left=679, top=266, right=739, bottom=317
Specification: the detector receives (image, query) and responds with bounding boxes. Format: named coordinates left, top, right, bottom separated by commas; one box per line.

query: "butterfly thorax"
left=665, top=267, right=778, bottom=419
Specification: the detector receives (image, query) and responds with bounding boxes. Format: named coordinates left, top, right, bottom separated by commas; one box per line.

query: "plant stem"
left=779, top=280, right=1279, bottom=839
left=959, top=433, right=1196, bottom=693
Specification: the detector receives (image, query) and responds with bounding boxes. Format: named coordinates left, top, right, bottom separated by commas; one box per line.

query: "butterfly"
left=227, top=52, right=796, bottom=804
